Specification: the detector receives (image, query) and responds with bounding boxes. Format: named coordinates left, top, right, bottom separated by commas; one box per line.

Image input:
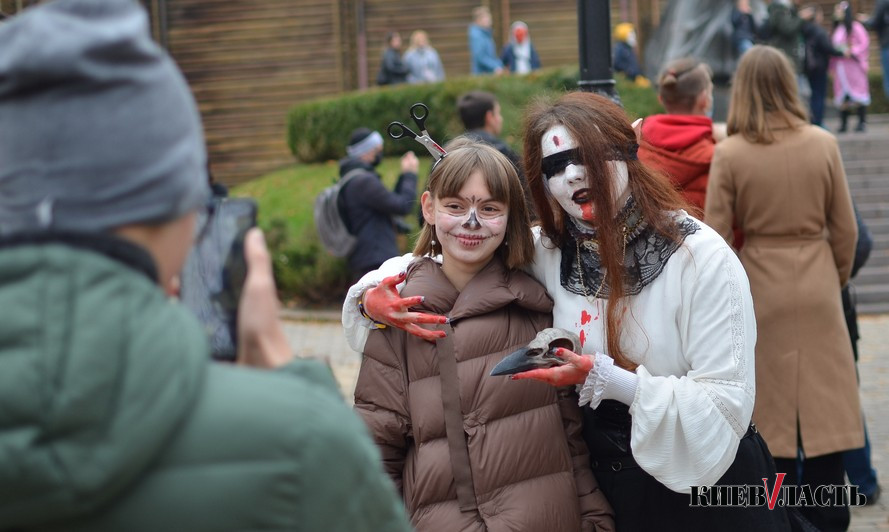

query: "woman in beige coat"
left=705, top=45, right=862, bottom=531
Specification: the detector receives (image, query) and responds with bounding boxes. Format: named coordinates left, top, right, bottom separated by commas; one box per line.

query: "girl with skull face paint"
left=353, top=139, right=615, bottom=532
left=345, top=94, right=789, bottom=530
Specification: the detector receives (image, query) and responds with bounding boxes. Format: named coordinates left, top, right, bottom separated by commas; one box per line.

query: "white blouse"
left=342, top=216, right=757, bottom=494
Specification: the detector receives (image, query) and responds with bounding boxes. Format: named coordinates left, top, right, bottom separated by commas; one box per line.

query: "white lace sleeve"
left=577, top=353, right=638, bottom=408
left=341, top=253, right=414, bottom=352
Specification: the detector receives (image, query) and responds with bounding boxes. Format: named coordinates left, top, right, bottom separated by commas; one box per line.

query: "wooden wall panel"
left=164, top=0, right=345, bottom=185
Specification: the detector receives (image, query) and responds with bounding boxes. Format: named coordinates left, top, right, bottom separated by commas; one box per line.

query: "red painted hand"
left=510, top=348, right=594, bottom=387
left=362, top=271, right=448, bottom=341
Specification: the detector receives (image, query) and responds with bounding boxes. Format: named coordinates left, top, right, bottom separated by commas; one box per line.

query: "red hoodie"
left=639, top=114, right=714, bottom=218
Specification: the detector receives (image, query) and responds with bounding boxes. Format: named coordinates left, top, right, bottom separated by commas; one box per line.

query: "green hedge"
left=287, top=66, right=661, bottom=164
left=869, top=71, right=888, bottom=114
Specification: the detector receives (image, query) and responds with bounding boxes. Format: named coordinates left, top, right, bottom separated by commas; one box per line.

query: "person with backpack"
left=338, top=128, right=419, bottom=281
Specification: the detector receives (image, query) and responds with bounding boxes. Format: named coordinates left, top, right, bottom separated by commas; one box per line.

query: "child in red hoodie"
left=638, top=58, right=743, bottom=247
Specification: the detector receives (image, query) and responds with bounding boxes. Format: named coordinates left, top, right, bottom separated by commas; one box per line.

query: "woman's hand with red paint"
left=362, top=271, right=448, bottom=341
left=510, top=347, right=594, bottom=387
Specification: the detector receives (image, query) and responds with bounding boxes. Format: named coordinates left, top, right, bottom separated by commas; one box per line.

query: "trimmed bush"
left=287, top=66, right=661, bottom=164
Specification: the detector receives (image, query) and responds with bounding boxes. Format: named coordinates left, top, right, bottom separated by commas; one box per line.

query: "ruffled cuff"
left=577, top=353, right=639, bottom=408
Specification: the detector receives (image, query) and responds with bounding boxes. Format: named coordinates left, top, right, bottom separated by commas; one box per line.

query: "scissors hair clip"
left=388, top=102, right=447, bottom=168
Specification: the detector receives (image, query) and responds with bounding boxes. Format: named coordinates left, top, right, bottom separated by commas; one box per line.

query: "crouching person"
left=353, top=140, right=615, bottom=531
left=0, top=1, right=410, bottom=531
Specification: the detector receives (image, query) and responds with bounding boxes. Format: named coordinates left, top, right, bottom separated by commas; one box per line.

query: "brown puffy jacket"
left=355, top=257, right=615, bottom=532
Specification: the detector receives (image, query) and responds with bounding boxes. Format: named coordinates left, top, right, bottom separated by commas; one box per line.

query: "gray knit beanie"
left=0, top=0, right=209, bottom=234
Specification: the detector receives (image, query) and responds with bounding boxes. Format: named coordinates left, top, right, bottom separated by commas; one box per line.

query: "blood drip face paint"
left=540, top=124, right=630, bottom=228
left=430, top=170, right=507, bottom=275
left=541, top=125, right=594, bottom=228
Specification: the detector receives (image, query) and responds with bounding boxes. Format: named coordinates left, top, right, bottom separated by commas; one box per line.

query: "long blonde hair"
left=414, top=139, right=535, bottom=270
left=727, top=45, right=809, bottom=144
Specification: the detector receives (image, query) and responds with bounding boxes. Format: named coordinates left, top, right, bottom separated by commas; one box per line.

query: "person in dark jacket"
left=863, top=0, right=889, bottom=99
left=0, top=2, right=412, bottom=530
left=732, top=0, right=760, bottom=56
left=376, top=31, right=409, bottom=86
left=840, top=205, right=882, bottom=505
left=339, top=127, right=419, bottom=280
left=613, top=22, right=651, bottom=87
left=801, top=5, right=844, bottom=126
left=457, top=90, right=535, bottom=220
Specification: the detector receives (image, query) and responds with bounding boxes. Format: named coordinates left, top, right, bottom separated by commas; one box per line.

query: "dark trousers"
left=807, top=69, right=828, bottom=127
left=775, top=453, right=850, bottom=532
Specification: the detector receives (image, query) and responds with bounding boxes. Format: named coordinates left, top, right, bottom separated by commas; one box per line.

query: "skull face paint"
left=462, top=208, right=482, bottom=230
left=423, top=170, right=507, bottom=277
left=540, top=124, right=630, bottom=228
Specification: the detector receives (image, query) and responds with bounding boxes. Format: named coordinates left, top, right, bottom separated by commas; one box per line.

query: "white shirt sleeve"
left=628, top=246, right=757, bottom=493
left=341, top=253, right=415, bottom=352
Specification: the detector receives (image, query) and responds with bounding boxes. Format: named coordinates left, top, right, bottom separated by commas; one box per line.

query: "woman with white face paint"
left=352, top=139, right=615, bottom=532
left=345, top=93, right=789, bottom=530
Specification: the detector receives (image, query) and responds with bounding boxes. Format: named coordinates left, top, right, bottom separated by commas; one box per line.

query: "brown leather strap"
left=436, top=323, right=477, bottom=512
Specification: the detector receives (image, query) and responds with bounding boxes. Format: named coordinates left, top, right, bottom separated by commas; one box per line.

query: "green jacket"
left=0, top=236, right=411, bottom=532
left=766, top=2, right=805, bottom=72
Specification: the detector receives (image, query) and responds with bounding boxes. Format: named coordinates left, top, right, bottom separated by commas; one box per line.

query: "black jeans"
left=774, top=452, right=851, bottom=532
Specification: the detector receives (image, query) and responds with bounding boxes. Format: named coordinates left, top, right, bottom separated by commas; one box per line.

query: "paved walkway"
left=282, top=314, right=889, bottom=529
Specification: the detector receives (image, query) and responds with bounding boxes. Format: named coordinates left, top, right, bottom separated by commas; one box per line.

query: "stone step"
left=850, top=188, right=889, bottom=203
left=861, top=250, right=889, bottom=268
left=856, top=202, right=889, bottom=219
left=856, top=264, right=889, bottom=286
left=852, top=283, right=889, bottom=306
left=861, top=216, right=889, bottom=230
left=856, top=301, right=889, bottom=314
left=868, top=232, right=889, bottom=246
left=843, top=161, right=889, bottom=178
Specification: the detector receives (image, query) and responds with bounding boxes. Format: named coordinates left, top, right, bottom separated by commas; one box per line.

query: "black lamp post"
left=577, top=0, right=620, bottom=104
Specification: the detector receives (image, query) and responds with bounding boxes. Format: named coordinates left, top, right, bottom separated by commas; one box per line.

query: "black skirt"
left=583, top=400, right=792, bottom=531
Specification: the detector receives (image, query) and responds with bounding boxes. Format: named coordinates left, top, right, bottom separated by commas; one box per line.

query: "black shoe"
left=855, top=122, right=867, bottom=133
left=864, top=483, right=881, bottom=506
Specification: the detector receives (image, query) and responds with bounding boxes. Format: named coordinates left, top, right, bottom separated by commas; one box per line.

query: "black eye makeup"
left=541, top=148, right=580, bottom=180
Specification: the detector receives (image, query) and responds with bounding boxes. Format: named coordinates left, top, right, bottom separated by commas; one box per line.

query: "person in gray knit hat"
left=0, top=1, right=412, bottom=531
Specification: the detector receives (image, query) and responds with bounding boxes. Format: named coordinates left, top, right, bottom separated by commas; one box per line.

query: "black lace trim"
left=559, top=196, right=699, bottom=299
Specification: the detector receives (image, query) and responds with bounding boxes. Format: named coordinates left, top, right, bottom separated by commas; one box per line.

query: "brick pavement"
left=281, top=313, right=889, bottom=529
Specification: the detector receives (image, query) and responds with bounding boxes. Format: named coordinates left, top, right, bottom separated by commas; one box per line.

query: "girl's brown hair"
left=414, top=138, right=534, bottom=270
left=522, top=92, right=687, bottom=370
left=727, top=45, right=809, bottom=144
left=657, top=57, right=712, bottom=113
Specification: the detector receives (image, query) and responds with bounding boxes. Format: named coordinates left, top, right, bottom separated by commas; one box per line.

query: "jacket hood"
left=405, top=256, right=553, bottom=322
left=639, top=115, right=715, bottom=189
left=0, top=238, right=207, bottom=528
left=641, top=114, right=714, bottom=151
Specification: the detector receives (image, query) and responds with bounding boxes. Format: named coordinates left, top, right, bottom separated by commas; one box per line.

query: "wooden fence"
left=148, top=0, right=588, bottom=185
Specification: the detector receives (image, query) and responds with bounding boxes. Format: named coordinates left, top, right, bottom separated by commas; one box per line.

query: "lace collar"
left=559, top=196, right=699, bottom=299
